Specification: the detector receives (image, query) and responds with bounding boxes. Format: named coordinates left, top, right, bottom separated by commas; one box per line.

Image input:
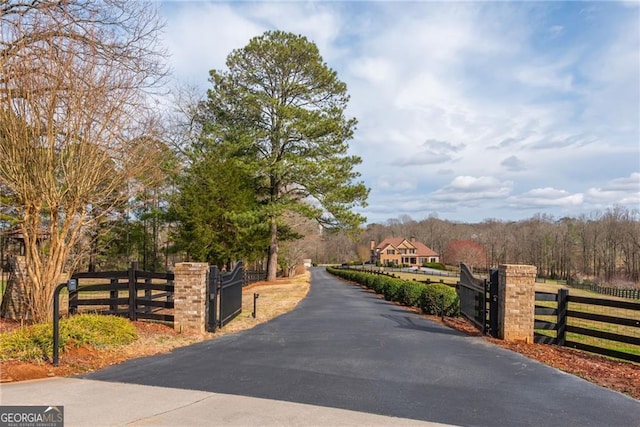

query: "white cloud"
left=393, top=139, right=464, bottom=166
left=348, top=57, right=396, bottom=86
left=501, top=156, right=527, bottom=172
left=585, top=173, right=640, bottom=206
left=161, top=3, right=263, bottom=85
left=516, top=64, right=574, bottom=92
left=508, top=188, right=584, bottom=209
left=431, top=176, right=513, bottom=202
left=548, top=25, right=564, bottom=38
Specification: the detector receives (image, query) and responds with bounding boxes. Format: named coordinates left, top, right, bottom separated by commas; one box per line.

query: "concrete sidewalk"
left=0, top=377, right=451, bottom=426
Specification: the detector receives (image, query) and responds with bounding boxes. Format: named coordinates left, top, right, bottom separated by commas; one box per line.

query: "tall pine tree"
left=203, top=31, right=369, bottom=280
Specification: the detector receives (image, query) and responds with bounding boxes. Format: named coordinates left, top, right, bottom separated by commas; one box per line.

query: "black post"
left=52, top=283, right=67, bottom=366
left=440, top=294, right=445, bottom=321
left=68, top=277, right=78, bottom=315
left=128, top=261, right=137, bottom=321
left=488, top=268, right=499, bottom=338
left=482, top=278, right=488, bottom=335
left=109, top=278, right=118, bottom=313
left=207, top=266, right=219, bottom=332
left=53, top=278, right=75, bottom=367
left=252, top=293, right=260, bottom=318
left=145, top=277, right=152, bottom=314
left=556, top=288, right=569, bottom=346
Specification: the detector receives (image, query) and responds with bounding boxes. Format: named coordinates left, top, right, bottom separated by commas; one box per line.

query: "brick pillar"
left=498, top=264, right=537, bottom=343
left=173, top=262, right=209, bottom=335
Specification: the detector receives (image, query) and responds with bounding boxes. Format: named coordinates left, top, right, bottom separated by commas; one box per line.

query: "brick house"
left=370, top=237, right=439, bottom=267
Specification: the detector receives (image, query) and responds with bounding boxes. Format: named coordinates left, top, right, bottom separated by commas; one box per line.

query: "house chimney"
left=410, top=236, right=416, bottom=242
left=370, top=240, right=376, bottom=250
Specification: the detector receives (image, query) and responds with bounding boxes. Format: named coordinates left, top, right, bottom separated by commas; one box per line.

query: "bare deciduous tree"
left=0, top=0, right=167, bottom=322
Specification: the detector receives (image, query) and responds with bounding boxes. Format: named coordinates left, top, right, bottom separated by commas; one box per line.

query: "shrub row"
left=0, top=314, right=138, bottom=362
left=326, top=267, right=459, bottom=316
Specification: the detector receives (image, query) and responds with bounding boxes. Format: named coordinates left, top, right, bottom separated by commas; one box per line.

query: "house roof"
left=375, top=237, right=438, bottom=257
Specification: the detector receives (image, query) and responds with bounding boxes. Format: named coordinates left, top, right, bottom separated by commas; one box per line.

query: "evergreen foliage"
left=169, top=146, right=269, bottom=267
left=200, top=31, right=369, bottom=279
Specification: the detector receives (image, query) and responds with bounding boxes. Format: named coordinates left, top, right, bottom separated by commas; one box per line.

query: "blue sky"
left=158, top=1, right=640, bottom=224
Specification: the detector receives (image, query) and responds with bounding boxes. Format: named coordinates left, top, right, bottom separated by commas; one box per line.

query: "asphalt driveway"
left=83, top=268, right=640, bottom=426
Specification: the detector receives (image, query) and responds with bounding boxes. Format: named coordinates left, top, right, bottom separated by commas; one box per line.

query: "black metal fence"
left=456, top=264, right=499, bottom=337
left=534, top=289, right=640, bottom=363
left=208, top=262, right=244, bottom=332
left=569, top=282, right=640, bottom=300
left=536, top=278, right=640, bottom=300
left=68, top=262, right=174, bottom=322
left=244, top=269, right=267, bottom=285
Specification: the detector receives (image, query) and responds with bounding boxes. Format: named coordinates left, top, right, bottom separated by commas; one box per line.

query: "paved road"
left=84, top=268, right=640, bottom=426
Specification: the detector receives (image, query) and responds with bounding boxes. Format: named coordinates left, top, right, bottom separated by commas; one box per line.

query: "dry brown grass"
left=221, top=270, right=310, bottom=334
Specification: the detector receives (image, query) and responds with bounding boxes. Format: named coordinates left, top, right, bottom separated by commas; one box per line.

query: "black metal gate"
left=486, top=268, right=499, bottom=337
left=207, top=262, right=244, bottom=332
left=457, top=263, right=499, bottom=337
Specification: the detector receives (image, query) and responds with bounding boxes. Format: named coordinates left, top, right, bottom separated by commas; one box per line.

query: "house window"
left=430, top=257, right=437, bottom=263
left=387, top=249, right=395, bottom=255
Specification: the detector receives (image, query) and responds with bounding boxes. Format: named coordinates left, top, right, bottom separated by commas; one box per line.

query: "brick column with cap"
left=173, top=262, right=209, bottom=335
left=498, top=264, right=537, bottom=343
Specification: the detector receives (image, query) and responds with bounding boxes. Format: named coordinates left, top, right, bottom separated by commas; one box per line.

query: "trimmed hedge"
left=423, top=262, right=446, bottom=270
left=397, top=281, right=423, bottom=307
left=420, top=283, right=460, bottom=316
left=326, top=267, right=459, bottom=316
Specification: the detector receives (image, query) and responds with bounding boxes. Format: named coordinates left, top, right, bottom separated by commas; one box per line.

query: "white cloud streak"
left=160, top=1, right=640, bottom=223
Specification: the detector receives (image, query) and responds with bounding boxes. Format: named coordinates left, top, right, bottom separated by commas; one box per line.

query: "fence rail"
left=534, top=289, right=640, bottom=363
left=68, top=262, right=174, bottom=323
left=568, top=283, right=640, bottom=300
left=244, top=270, right=267, bottom=285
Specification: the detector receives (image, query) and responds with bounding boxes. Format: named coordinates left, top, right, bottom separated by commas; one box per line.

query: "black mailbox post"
left=52, top=279, right=76, bottom=366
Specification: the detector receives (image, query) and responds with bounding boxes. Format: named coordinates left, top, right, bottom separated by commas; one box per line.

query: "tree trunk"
left=267, top=217, right=278, bottom=281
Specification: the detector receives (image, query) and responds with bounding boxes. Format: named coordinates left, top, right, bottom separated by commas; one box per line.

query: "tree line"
left=323, top=208, right=639, bottom=285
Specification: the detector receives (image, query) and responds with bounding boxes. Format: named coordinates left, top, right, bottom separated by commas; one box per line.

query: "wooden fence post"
left=556, top=288, right=569, bottom=347
left=109, top=277, right=118, bottom=314
left=128, top=261, right=137, bottom=321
